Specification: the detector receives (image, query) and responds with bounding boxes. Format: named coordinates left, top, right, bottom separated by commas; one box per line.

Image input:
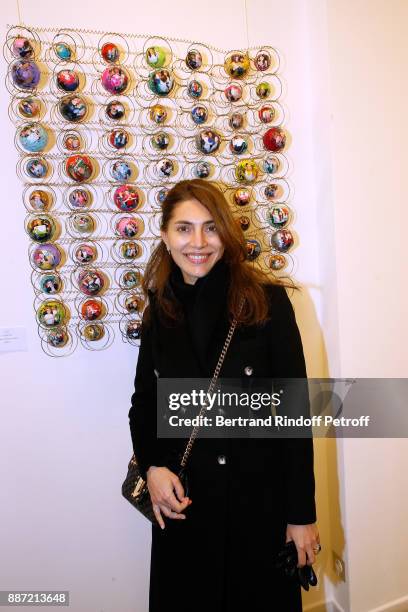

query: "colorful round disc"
left=238, top=215, right=250, bottom=231
left=106, top=100, right=125, bottom=120
left=72, top=213, right=94, bottom=233
left=235, top=160, right=258, bottom=183
left=12, top=37, right=34, bottom=59
left=59, top=95, right=87, bottom=122
left=110, top=160, right=132, bottom=182
left=229, top=112, right=244, bottom=129
left=121, top=269, right=141, bottom=289
left=229, top=135, right=248, bottom=155
left=268, top=254, right=287, bottom=271
left=258, top=105, right=275, bottom=124
left=224, top=52, right=250, bottom=79
left=151, top=131, right=169, bottom=150
left=11, top=60, right=40, bottom=90
left=47, top=327, right=68, bottom=347
left=267, top=205, right=289, bottom=228
left=195, top=129, right=221, bottom=154
left=125, top=294, right=143, bottom=313
left=224, top=84, right=242, bottom=102
left=32, top=243, right=61, bottom=270
left=271, top=229, right=294, bottom=252
left=255, top=51, right=271, bottom=72
left=27, top=215, right=55, bottom=242
left=264, top=184, right=279, bottom=199
left=156, top=188, right=168, bottom=204
left=81, top=299, right=103, bottom=320
left=25, top=157, right=48, bottom=179
left=256, top=82, right=271, bottom=99
left=37, top=300, right=66, bottom=328
left=101, top=43, right=120, bottom=63
left=108, top=129, right=129, bottom=149
left=56, top=69, right=79, bottom=92
left=186, top=49, right=202, bottom=70
left=263, top=156, right=280, bottom=174
left=18, top=97, right=40, bottom=118
left=187, top=80, right=203, bottom=98
left=246, top=239, right=261, bottom=261
left=69, top=188, right=91, bottom=208
left=145, top=46, right=166, bottom=68
left=126, top=320, right=142, bottom=340
left=121, top=241, right=140, bottom=259
left=149, top=104, right=167, bottom=124
left=40, top=273, right=62, bottom=294
left=74, top=243, right=97, bottom=264
left=156, top=158, right=175, bottom=177
left=78, top=269, right=105, bottom=295
left=83, top=323, right=104, bottom=341
left=115, top=216, right=143, bottom=238
left=191, top=105, right=208, bottom=125
left=233, top=188, right=251, bottom=206
left=101, top=66, right=128, bottom=94
left=263, top=127, right=286, bottom=152
left=63, top=131, right=82, bottom=151
left=113, top=185, right=140, bottom=212
left=194, top=161, right=211, bottom=179
left=19, top=123, right=48, bottom=152
left=148, top=69, right=174, bottom=96
left=54, top=42, right=72, bottom=61
left=65, top=155, right=93, bottom=182
left=29, top=190, right=51, bottom=211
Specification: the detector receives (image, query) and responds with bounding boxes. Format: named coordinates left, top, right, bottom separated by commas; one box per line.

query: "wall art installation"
left=5, top=25, right=295, bottom=356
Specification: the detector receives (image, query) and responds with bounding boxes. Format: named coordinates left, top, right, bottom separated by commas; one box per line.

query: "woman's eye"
left=175, top=224, right=217, bottom=233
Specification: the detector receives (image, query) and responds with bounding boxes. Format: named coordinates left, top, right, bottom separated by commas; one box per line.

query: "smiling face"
left=161, top=198, right=225, bottom=285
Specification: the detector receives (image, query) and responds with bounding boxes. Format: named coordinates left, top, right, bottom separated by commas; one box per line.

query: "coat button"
left=244, top=366, right=253, bottom=376
left=217, top=455, right=227, bottom=465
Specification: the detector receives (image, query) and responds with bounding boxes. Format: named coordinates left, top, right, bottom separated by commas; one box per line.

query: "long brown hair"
left=142, top=179, right=288, bottom=326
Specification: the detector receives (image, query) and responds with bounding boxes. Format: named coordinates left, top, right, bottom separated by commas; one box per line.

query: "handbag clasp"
left=131, top=477, right=146, bottom=498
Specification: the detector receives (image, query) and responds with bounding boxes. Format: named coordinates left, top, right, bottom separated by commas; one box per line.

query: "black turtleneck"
left=168, top=258, right=230, bottom=373
left=169, top=263, right=202, bottom=312
left=169, top=258, right=225, bottom=304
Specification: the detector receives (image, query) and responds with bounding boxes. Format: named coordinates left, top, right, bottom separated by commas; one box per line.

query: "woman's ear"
left=160, top=230, right=169, bottom=251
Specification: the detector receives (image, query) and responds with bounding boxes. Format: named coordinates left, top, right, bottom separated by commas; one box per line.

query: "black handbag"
left=122, top=298, right=244, bottom=524
left=122, top=457, right=190, bottom=523
left=273, top=540, right=319, bottom=591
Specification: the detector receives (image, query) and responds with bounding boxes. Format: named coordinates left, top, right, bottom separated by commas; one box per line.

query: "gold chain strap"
left=180, top=296, right=245, bottom=468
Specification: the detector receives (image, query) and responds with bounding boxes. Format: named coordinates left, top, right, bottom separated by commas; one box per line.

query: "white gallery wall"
left=323, top=1, right=408, bottom=611
left=0, top=1, right=406, bottom=611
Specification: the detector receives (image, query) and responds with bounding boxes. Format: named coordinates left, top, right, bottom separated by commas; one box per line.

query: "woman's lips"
left=184, top=253, right=212, bottom=264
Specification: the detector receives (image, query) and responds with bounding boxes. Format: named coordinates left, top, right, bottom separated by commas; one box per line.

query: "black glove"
left=273, top=540, right=318, bottom=591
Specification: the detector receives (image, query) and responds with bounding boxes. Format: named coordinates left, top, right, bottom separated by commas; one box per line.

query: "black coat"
left=128, top=259, right=316, bottom=612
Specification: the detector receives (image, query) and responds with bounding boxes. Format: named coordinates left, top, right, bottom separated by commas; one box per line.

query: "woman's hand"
left=146, top=466, right=192, bottom=529
left=286, top=523, right=320, bottom=567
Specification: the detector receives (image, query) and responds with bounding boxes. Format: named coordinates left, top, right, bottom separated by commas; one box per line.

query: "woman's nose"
left=190, top=228, right=208, bottom=248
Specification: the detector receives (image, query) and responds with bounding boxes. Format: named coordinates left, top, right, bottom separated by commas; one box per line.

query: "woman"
left=128, top=179, right=319, bottom=612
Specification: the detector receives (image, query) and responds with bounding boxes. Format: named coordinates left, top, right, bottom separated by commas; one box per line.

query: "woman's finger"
left=159, top=503, right=186, bottom=520
left=296, top=546, right=307, bottom=568
left=305, top=544, right=316, bottom=566
left=152, top=503, right=165, bottom=530
left=163, top=491, right=189, bottom=513
left=172, top=476, right=186, bottom=503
